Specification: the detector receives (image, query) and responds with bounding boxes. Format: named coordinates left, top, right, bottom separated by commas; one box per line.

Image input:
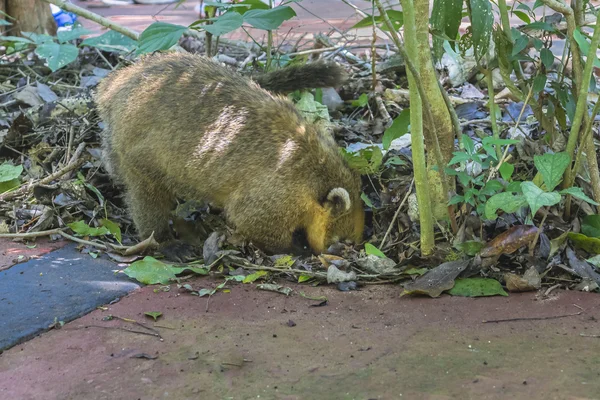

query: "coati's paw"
left=159, top=240, right=202, bottom=263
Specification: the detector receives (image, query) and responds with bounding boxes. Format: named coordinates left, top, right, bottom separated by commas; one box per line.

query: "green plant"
left=446, top=134, right=519, bottom=216
left=1, top=25, right=136, bottom=72
left=485, top=152, right=598, bottom=220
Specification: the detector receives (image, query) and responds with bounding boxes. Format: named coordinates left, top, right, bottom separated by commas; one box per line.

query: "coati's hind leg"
left=122, top=172, right=200, bottom=262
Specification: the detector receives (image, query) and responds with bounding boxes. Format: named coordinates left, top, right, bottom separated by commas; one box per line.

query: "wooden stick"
left=41, top=0, right=140, bottom=41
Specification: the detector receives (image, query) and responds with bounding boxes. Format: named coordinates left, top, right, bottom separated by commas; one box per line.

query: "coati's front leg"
left=123, top=173, right=201, bottom=262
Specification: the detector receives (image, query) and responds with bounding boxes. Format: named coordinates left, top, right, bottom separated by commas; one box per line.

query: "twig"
left=58, top=231, right=108, bottom=251
left=483, top=311, right=583, bottom=323
left=529, top=213, right=547, bottom=257
left=0, top=228, right=64, bottom=239
left=374, top=95, right=391, bottom=125
left=580, top=333, right=600, bottom=338
left=41, top=0, right=140, bottom=41
left=80, top=325, right=162, bottom=339
left=0, top=159, right=84, bottom=202
left=380, top=178, right=414, bottom=249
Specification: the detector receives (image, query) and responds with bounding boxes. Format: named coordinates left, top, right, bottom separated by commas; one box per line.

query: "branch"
left=41, top=0, right=140, bottom=41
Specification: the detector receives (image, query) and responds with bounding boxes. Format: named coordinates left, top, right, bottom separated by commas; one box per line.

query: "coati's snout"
left=301, top=186, right=364, bottom=255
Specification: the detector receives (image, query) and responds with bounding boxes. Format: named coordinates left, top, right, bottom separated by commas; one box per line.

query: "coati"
left=96, top=52, right=364, bottom=261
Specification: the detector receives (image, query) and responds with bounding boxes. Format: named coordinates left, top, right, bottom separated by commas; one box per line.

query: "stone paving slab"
left=1, top=278, right=598, bottom=399
left=0, top=244, right=140, bottom=351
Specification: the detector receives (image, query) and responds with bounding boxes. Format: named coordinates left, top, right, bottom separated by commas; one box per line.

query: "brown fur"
left=253, top=61, right=348, bottom=94
left=96, top=52, right=364, bottom=260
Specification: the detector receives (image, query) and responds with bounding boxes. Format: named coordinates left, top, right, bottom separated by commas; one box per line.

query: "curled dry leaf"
left=504, top=266, right=541, bottom=292
left=327, top=265, right=357, bottom=284
left=480, top=225, right=538, bottom=258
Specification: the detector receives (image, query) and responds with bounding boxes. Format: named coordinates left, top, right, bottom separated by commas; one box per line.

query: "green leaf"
left=144, top=311, right=162, bottom=321
left=484, top=192, right=528, bottom=219
left=351, top=93, right=369, bottom=107
left=365, top=243, right=386, bottom=258
left=231, top=0, right=270, bottom=13
left=0, top=19, right=11, bottom=26
left=0, top=163, right=23, bottom=183
left=0, top=178, right=19, bottom=194
left=351, top=10, right=403, bottom=31
left=123, top=256, right=176, bottom=285
left=513, top=10, right=530, bottom=24
left=57, top=27, right=91, bottom=43
left=574, top=28, right=600, bottom=68
left=462, top=134, right=475, bottom=155
left=171, top=266, right=209, bottom=275
left=22, top=32, right=54, bottom=44
left=582, top=215, right=600, bottom=238
left=567, top=232, right=600, bottom=254
left=298, top=274, right=313, bottom=283
left=243, top=270, right=268, bottom=283
left=382, top=108, right=410, bottom=150
left=522, top=21, right=556, bottom=32
left=499, top=162, right=514, bottom=181
left=448, top=151, right=471, bottom=165
left=204, top=11, right=244, bottom=36
left=448, top=278, right=508, bottom=297
left=521, top=181, right=561, bottom=216
left=533, top=152, right=570, bottom=191
left=361, top=192, right=374, bottom=208
left=560, top=187, right=599, bottom=205
left=341, top=146, right=383, bottom=175
left=35, top=42, right=79, bottom=72
left=469, top=0, right=494, bottom=60
left=81, top=30, right=137, bottom=53
left=455, top=240, right=485, bottom=256
left=384, top=156, right=405, bottom=167
left=431, top=0, right=463, bottom=60
left=532, top=74, right=547, bottom=93
left=274, top=255, right=295, bottom=268
left=243, top=6, right=296, bottom=30
left=100, top=219, right=122, bottom=244
left=511, top=29, right=529, bottom=56
left=540, top=48, right=554, bottom=69
left=68, top=220, right=110, bottom=237
left=0, top=35, right=34, bottom=44
left=137, top=22, right=187, bottom=54
left=480, top=180, right=504, bottom=196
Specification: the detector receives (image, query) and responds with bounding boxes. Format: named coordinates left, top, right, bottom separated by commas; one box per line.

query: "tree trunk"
left=1, top=0, right=56, bottom=36
left=414, top=0, right=454, bottom=221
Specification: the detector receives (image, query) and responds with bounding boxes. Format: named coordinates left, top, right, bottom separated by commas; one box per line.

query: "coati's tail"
left=254, top=62, right=348, bottom=94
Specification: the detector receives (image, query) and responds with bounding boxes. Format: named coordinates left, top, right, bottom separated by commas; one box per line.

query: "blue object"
left=0, top=244, right=140, bottom=351
left=50, top=4, right=78, bottom=27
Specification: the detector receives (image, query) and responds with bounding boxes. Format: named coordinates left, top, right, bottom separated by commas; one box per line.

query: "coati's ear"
left=324, top=187, right=351, bottom=216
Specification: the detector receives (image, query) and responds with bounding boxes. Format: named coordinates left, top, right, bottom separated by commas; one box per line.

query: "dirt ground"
left=1, top=277, right=598, bottom=400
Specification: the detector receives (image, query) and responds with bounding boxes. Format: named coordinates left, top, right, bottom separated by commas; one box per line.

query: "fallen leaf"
left=327, top=265, right=357, bottom=283
left=505, top=266, right=541, bottom=292
left=144, top=311, right=162, bottom=321
left=480, top=225, right=538, bottom=257
left=401, top=259, right=470, bottom=298
left=568, top=232, right=600, bottom=254
left=448, top=278, right=508, bottom=297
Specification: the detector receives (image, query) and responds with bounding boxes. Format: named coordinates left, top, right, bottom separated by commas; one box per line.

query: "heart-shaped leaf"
left=35, top=42, right=79, bottom=72
left=484, top=192, right=527, bottom=220
left=521, top=181, right=561, bottom=216
left=533, top=152, right=570, bottom=191
left=560, top=187, right=599, bottom=205
left=137, top=22, right=187, bottom=54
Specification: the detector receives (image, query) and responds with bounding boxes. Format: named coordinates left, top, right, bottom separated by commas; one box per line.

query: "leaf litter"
left=0, top=18, right=597, bottom=303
